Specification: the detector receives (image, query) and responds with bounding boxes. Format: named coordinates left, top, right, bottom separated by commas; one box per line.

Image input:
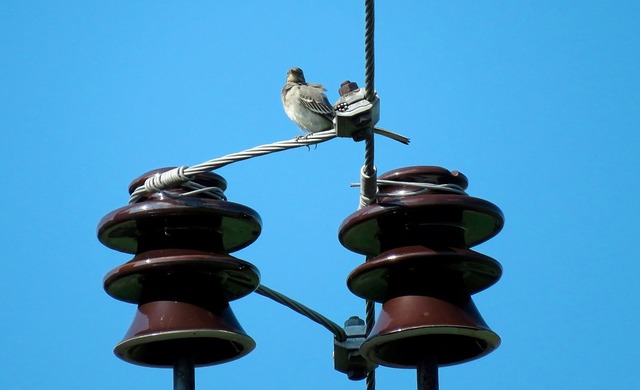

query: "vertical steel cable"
left=365, top=298, right=377, bottom=390
left=366, top=367, right=376, bottom=390
left=365, top=299, right=376, bottom=337
left=363, top=1, right=377, bottom=387
left=363, top=0, right=376, bottom=179
left=364, top=0, right=375, bottom=102
left=364, top=3, right=377, bottom=389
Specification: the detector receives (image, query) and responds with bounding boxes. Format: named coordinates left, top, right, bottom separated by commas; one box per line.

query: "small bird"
left=281, top=67, right=409, bottom=144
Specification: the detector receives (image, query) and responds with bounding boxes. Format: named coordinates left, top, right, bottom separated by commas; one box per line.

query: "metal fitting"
left=333, top=316, right=377, bottom=380
left=333, top=81, right=380, bottom=141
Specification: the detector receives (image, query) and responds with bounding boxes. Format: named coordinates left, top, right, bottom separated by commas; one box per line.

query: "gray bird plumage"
left=282, top=67, right=410, bottom=144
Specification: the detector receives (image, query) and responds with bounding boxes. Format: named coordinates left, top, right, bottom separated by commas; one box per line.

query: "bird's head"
left=286, top=67, right=305, bottom=83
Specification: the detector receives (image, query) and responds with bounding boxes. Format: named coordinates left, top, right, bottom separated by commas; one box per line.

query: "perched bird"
left=281, top=67, right=409, bottom=144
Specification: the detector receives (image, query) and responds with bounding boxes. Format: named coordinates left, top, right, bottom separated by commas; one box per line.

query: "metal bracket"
left=333, top=316, right=377, bottom=380
left=333, top=81, right=380, bottom=141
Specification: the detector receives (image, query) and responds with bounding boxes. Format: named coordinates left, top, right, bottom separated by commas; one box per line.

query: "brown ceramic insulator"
left=359, top=295, right=500, bottom=368
left=347, top=246, right=502, bottom=302
left=97, top=167, right=262, bottom=368
left=338, top=193, right=503, bottom=257
left=115, top=300, right=255, bottom=367
left=377, top=166, right=468, bottom=199
left=97, top=167, right=261, bottom=255
left=340, top=166, right=503, bottom=256
left=104, top=249, right=260, bottom=304
left=97, top=198, right=261, bottom=255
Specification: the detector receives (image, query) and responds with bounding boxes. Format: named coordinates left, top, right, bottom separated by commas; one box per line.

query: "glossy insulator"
left=339, top=166, right=504, bottom=369
left=97, top=168, right=261, bottom=367
left=339, top=166, right=504, bottom=257
left=360, top=294, right=500, bottom=368
left=347, top=245, right=502, bottom=302
left=99, top=168, right=262, bottom=255
left=114, top=300, right=255, bottom=367
left=351, top=246, right=501, bottom=368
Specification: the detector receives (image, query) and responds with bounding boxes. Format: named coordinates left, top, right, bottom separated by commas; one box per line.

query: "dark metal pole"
left=417, top=355, right=439, bottom=390
left=174, top=356, right=195, bottom=390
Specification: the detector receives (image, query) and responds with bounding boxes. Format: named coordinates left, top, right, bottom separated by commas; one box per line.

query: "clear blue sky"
left=1, top=2, right=639, bottom=389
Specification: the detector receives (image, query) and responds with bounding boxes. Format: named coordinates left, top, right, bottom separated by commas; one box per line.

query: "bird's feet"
left=294, top=133, right=317, bottom=151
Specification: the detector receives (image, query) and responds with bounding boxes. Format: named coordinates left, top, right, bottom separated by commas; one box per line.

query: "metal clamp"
left=333, top=81, right=380, bottom=141
left=333, top=316, right=377, bottom=380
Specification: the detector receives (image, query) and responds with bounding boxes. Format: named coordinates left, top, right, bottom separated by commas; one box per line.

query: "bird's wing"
left=298, top=84, right=335, bottom=120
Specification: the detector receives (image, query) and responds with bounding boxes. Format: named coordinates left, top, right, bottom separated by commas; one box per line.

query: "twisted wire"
left=129, top=130, right=337, bottom=203
left=363, top=179, right=468, bottom=197
left=365, top=298, right=376, bottom=389
left=157, top=181, right=228, bottom=201
left=363, top=132, right=376, bottom=180
left=255, top=284, right=347, bottom=342
left=180, top=182, right=227, bottom=200
left=360, top=0, right=378, bottom=209
left=363, top=3, right=378, bottom=388
left=365, top=299, right=376, bottom=337
left=143, top=166, right=192, bottom=193
left=366, top=368, right=376, bottom=390
left=364, top=0, right=375, bottom=101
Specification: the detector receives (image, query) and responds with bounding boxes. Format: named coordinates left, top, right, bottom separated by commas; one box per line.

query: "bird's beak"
left=286, top=69, right=300, bottom=83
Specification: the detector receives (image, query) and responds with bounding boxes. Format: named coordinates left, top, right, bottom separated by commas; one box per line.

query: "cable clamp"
left=334, top=316, right=378, bottom=381
left=333, top=81, right=380, bottom=141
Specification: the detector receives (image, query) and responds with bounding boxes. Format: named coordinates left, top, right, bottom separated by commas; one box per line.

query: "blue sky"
left=1, top=1, right=639, bottom=389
